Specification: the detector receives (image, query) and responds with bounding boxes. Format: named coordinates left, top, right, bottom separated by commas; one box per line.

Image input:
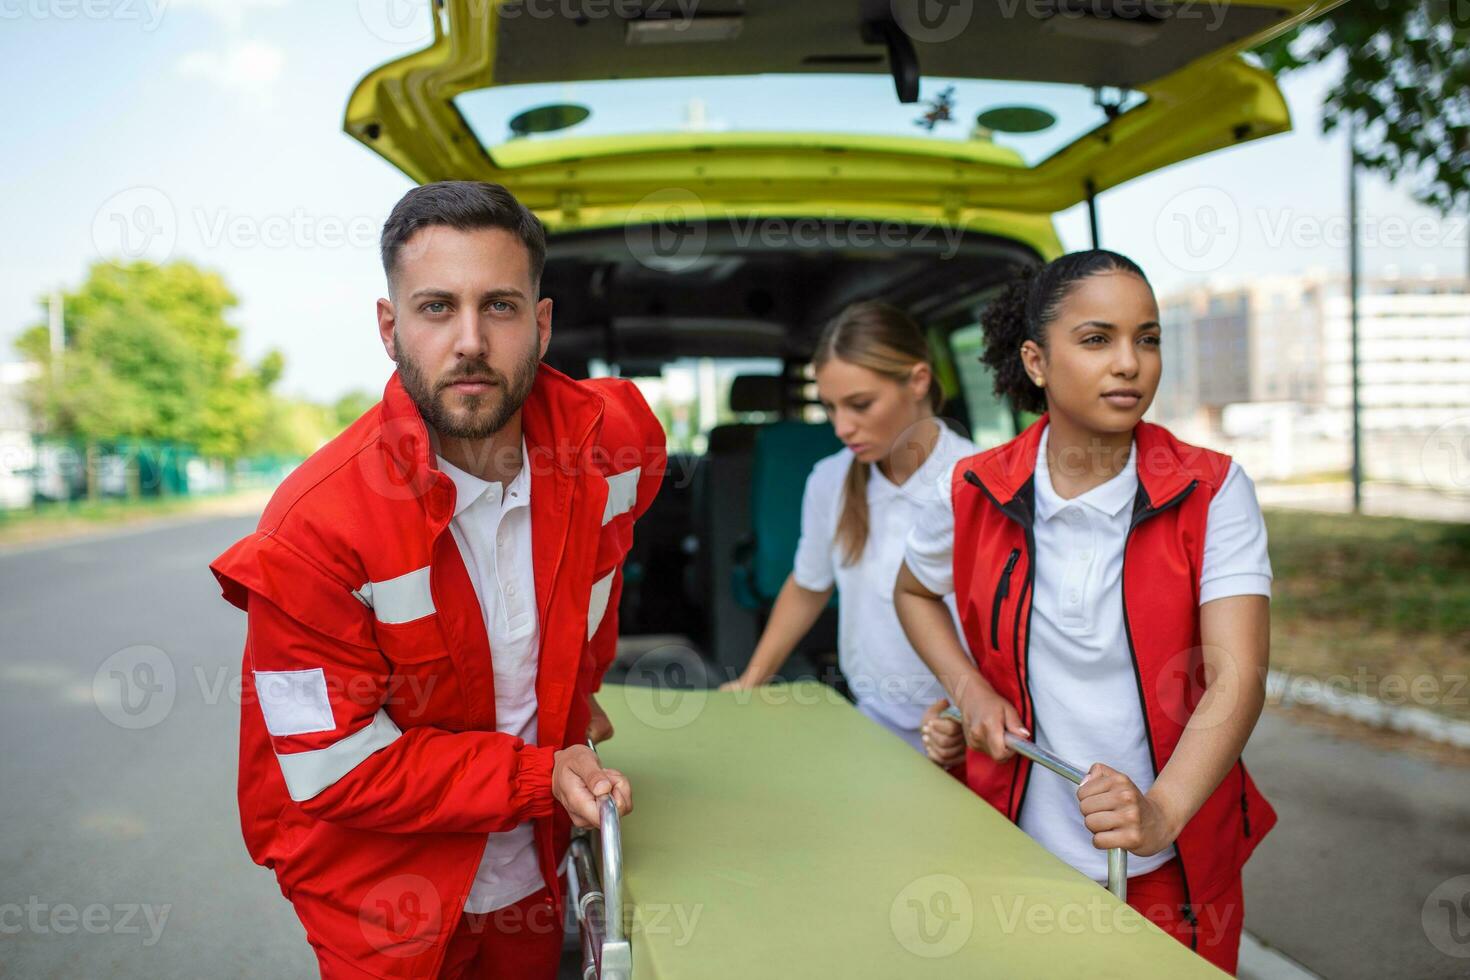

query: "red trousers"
left=1127, top=859, right=1244, bottom=976
left=315, top=886, right=564, bottom=980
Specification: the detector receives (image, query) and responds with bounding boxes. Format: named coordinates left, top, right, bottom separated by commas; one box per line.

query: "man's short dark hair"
left=380, top=180, right=547, bottom=296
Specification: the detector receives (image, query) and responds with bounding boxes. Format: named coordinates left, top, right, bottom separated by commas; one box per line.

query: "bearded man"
left=210, top=180, right=666, bottom=979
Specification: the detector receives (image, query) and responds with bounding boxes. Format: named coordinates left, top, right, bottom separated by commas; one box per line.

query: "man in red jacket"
left=210, top=181, right=666, bottom=979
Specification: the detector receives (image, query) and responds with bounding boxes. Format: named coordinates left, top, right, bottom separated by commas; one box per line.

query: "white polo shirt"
left=903, top=424, right=1272, bottom=882
left=437, top=443, right=545, bottom=914
left=791, top=421, right=976, bottom=750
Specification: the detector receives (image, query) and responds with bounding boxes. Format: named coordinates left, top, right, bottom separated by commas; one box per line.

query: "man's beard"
left=394, top=333, right=541, bottom=440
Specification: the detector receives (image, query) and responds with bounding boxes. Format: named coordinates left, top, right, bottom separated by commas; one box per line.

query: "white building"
left=1320, top=276, right=1470, bottom=432
left=1155, top=273, right=1470, bottom=486
left=0, top=362, right=39, bottom=509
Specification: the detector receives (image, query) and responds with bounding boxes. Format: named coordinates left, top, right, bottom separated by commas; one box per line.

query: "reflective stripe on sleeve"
left=352, top=566, right=435, bottom=624
left=587, top=569, right=616, bottom=640
left=602, top=467, right=641, bottom=525
left=275, top=709, right=402, bottom=802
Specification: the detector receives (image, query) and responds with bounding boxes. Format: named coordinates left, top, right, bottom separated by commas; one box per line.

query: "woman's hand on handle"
left=893, top=562, right=1028, bottom=761
left=954, top=680, right=1029, bottom=762
left=1076, top=763, right=1181, bottom=858
left=920, top=698, right=966, bottom=768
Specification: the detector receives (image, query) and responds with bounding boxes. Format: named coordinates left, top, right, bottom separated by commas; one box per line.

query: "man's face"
left=376, top=225, right=552, bottom=440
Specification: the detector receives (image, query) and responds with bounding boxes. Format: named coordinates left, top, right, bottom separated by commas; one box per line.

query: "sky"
left=2, top=1, right=1465, bottom=404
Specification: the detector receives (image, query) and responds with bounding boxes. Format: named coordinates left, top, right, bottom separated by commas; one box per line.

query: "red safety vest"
left=950, top=415, right=1276, bottom=923
left=209, top=364, right=665, bottom=977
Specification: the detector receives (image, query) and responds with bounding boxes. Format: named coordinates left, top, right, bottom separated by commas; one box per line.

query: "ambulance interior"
left=535, top=220, right=1030, bottom=685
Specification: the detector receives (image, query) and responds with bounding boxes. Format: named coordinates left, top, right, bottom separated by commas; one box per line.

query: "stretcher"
left=938, top=703, right=1129, bottom=900
left=567, top=682, right=1225, bottom=979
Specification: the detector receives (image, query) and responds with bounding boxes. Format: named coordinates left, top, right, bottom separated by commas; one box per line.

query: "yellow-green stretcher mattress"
left=595, top=681, right=1225, bottom=979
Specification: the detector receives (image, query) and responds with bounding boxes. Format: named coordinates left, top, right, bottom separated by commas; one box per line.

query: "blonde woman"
left=721, top=301, right=974, bottom=760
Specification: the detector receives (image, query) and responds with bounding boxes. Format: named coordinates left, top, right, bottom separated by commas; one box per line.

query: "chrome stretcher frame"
left=939, top=705, right=1128, bottom=902
left=566, top=739, right=631, bottom=980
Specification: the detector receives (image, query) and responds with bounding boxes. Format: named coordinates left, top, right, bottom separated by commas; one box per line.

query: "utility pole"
left=48, top=288, right=64, bottom=374
left=1348, top=116, right=1363, bottom=515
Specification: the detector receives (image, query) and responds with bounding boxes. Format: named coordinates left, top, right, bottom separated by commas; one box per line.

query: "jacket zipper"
left=1120, top=479, right=1199, bottom=947
left=990, top=548, right=1021, bottom=649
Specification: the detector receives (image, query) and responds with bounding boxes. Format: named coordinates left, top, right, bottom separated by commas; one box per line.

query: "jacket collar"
left=973, top=414, right=1199, bottom=512
left=377, top=363, right=607, bottom=516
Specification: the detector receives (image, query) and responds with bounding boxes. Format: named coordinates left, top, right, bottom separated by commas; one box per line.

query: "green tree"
left=1255, top=0, right=1469, bottom=214
left=331, top=389, right=377, bottom=431
left=16, top=260, right=285, bottom=470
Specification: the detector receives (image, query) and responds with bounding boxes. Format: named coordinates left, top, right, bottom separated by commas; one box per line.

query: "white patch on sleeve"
left=602, top=467, right=641, bottom=525
left=254, top=668, right=335, bottom=736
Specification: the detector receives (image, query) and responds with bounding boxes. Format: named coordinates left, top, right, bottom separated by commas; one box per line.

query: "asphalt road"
left=1, top=513, right=1466, bottom=978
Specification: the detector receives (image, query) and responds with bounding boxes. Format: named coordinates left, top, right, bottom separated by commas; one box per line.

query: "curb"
left=1267, top=668, right=1470, bottom=750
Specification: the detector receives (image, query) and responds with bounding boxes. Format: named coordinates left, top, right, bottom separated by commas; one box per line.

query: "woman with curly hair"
left=897, top=250, right=1276, bottom=975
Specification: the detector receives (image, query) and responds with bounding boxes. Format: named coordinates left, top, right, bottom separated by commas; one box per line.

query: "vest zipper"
left=963, top=469, right=1038, bottom=819
left=1120, top=478, right=1198, bottom=948
left=990, top=548, right=1021, bottom=650
left=1009, top=544, right=1036, bottom=818
left=1239, top=758, right=1252, bottom=838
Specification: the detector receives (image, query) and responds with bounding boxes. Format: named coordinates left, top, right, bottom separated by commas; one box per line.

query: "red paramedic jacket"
left=949, top=416, right=1276, bottom=942
left=209, top=364, right=665, bottom=977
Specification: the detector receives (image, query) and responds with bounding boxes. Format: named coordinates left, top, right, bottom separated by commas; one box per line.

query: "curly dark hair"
left=979, top=250, right=1150, bottom=415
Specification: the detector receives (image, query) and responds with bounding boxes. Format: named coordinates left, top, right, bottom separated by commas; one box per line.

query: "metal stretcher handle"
left=566, top=739, right=632, bottom=980
left=939, top=706, right=1128, bottom=902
